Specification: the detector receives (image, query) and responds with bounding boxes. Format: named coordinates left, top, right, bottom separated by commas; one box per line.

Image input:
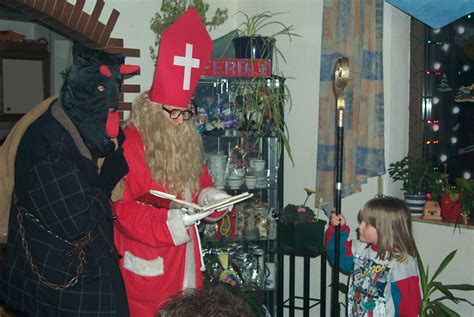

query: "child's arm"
left=390, top=259, right=422, bottom=316
left=325, top=212, right=354, bottom=273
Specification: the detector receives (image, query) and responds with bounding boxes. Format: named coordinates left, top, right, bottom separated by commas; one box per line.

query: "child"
left=326, top=196, right=421, bottom=316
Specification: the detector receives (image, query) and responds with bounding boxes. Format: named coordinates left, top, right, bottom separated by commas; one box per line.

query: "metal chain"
left=14, top=195, right=87, bottom=291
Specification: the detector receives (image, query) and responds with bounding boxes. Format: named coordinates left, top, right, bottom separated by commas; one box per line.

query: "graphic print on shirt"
left=349, top=253, right=391, bottom=316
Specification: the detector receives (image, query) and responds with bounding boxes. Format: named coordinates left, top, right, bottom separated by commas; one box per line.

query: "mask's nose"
left=106, top=110, right=119, bottom=138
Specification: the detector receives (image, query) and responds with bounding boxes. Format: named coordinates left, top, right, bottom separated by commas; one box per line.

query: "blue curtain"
left=316, top=0, right=385, bottom=209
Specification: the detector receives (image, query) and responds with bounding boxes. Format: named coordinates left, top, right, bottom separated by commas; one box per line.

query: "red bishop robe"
left=113, top=125, right=215, bottom=317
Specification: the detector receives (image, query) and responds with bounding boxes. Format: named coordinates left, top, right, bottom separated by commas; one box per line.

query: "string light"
left=425, top=71, right=442, bottom=76
left=423, top=16, right=473, bottom=182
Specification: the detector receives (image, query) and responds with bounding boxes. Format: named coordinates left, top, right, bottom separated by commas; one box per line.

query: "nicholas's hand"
left=179, top=209, right=214, bottom=226
left=198, top=188, right=232, bottom=212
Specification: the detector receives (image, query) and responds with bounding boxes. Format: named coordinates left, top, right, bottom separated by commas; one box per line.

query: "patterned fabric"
left=326, top=225, right=421, bottom=317
left=316, top=0, right=385, bottom=210
left=0, top=102, right=129, bottom=316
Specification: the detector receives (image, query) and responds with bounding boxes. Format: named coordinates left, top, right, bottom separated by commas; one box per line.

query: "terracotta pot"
left=440, top=194, right=462, bottom=223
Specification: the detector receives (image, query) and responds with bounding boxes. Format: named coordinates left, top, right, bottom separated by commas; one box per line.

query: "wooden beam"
left=84, top=0, right=104, bottom=37
left=69, top=0, right=85, bottom=29
left=121, top=84, right=141, bottom=93
left=60, top=2, right=74, bottom=26
left=118, top=102, right=131, bottom=111
left=105, top=46, right=140, bottom=58
left=99, top=9, right=119, bottom=47
left=51, top=0, right=66, bottom=21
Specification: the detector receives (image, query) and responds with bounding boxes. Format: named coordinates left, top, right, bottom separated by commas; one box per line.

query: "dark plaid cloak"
left=0, top=100, right=129, bottom=317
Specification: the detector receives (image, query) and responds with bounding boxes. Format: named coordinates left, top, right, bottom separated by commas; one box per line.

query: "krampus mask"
left=60, top=49, right=138, bottom=157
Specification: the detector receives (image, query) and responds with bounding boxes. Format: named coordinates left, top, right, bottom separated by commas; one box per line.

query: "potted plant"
left=416, top=248, right=474, bottom=316
left=149, top=0, right=228, bottom=60
left=277, top=188, right=327, bottom=250
left=431, top=173, right=473, bottom=224
left=456, top=178, right=473, bottom=224
left=232, top=11, right=300, bottom=68
left=233, top=75, right=293, bottom=163
left=431, top=172, right=463, bottom=223
left=388, top=156, right=440, bottom=214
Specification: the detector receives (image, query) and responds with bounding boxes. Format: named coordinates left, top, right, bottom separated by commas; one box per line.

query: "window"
left=410, top=15, right=474, bottom=182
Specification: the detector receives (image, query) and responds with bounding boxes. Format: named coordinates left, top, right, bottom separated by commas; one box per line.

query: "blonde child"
left=326, top=196, right=421, bottom=316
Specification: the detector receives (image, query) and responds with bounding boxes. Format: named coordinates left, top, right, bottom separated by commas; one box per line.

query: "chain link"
left=14, top=194, right=87, bottom=291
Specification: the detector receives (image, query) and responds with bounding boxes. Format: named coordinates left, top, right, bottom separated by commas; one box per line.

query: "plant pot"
left=232, top=36, right=275, bottom=64
left=440, top=194, right=462, bottom=223
left=277, top=219, right=327, bottom=251
left=404, top=193, right=427, bottom=215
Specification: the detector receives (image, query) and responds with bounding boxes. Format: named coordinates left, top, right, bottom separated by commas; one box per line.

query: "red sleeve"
left=113, top=125, right=190, bottom=247
left=391, top=276, right=421, bottom=316
left=113, top=200, right=189, bottom=247
left=199, top=164, right=213, bottom=189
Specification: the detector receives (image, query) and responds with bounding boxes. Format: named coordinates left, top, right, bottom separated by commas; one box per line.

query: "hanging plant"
left=231, top=75, right=294, bottom=164
left=149, top=0, right=228, bottom=60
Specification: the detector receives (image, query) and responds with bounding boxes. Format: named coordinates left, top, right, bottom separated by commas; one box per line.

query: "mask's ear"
left=120, top=65, right=140, bottom=75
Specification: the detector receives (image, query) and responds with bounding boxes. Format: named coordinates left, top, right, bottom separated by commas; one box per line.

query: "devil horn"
left=120, top=64, right=140, bottom=75
left=99, top=65, right=112, bottom=77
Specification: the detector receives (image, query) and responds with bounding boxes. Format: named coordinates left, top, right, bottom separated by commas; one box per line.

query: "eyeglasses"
left=161, top=105, right=195, bottom=120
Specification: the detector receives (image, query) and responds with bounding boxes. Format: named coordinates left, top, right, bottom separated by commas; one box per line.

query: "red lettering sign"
left=203, top=58, right=271, bottom=77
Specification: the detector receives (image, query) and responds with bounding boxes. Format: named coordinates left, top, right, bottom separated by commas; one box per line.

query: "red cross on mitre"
left=149, top=7, right=213, bottom=109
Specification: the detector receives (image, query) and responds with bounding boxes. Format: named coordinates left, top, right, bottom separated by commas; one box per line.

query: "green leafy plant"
left=149, top=0, right=228, bottom=60
left=388, top=156, right=440, bottom=195
left=431, top=172, right=461, bottom=201
left=232, top=75, right=293, bottom=164
left=456, top=178, right=474, bottom=213
left=416, top=248, right=474, bottom=316
left=430, top=174, right=473, bottom=224
left=455, top=178, right=474, bottom=223
left=234, top=10, right=300, bottom=64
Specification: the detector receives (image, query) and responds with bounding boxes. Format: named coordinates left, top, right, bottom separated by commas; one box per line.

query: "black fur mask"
left=60, top=50, right=125, bottom=157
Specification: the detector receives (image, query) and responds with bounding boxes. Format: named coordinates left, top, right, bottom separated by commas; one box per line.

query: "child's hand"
left=330, top=210, right=346, bottom=226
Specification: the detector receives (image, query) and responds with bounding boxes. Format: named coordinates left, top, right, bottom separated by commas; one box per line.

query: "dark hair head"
left=157, top=287, right=255, bottom=317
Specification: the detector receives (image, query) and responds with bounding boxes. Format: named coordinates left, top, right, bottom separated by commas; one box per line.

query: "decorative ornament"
left=422, top=200, right=442, bottom=220
left=218, top=252, right=238, bottom=287
left=454, top=83, right=474, bottom=102
left=437, top=74, right=452, bottom=92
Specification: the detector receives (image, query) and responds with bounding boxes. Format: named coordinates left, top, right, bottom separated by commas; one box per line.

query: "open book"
left=139, top=189, right=253, bottom=213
